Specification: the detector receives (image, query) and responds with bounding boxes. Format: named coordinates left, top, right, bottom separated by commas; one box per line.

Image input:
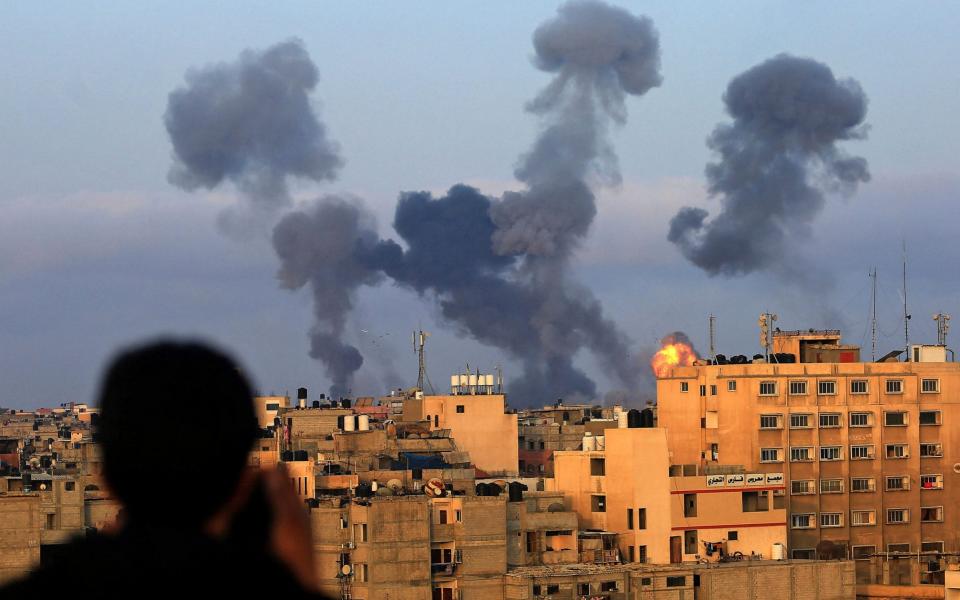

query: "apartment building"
left=657, top=331, right=959, bottom=582
left=0, top=492, right=40, bottom=585
left=517, top=403, right=622, bottom=477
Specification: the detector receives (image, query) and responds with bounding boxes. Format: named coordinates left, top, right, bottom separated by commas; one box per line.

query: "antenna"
left=870, top=268, right=878, bottom=361
left=902, top=241, right=911, bottom=361
left=758, top=312, right=777, bottom=360
left=708, top=314, right=716, bottom=362
left=413, top=330, right=434, bottom=394
left=933, top=313, right=950, bottom=346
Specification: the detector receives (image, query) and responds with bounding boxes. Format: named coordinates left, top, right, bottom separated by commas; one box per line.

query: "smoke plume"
left=668, top=54, right=869, bottom=276
left=272, top=197, right=383, bottom=398
left=165, top=39, right=342, bottom=233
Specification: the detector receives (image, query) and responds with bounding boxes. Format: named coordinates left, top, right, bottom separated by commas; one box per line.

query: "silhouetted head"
left=97, top=340, right=258, bottom=528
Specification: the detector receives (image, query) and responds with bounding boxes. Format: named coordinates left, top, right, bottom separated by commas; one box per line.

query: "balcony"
left=431, top=562, right=458, bottom=577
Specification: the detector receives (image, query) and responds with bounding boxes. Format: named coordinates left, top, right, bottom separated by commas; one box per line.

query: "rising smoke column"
left=272, top=197, right=383, bottom=398
left=164, top=39, right=343, bottom=232
left=668, top=54, right=869, bottom=276
left=358, top=1, right=662, bottom=404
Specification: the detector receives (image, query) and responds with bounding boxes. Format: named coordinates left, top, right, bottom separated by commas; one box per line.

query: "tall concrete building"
left=657, top=330, right=958, bottom=585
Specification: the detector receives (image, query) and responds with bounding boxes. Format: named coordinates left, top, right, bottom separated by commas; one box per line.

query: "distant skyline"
left=2, top=2, right=958, bottom=408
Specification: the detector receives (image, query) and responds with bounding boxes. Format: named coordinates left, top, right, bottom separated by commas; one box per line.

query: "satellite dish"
left=39, top=483, right=47, bottom=491
left=340, top=565, right=352, bottom=576
left=387, top=479, right=403, bottom=492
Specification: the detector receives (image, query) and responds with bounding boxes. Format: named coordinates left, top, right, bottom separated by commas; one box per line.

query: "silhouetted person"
left=1, top=340, right=324, bottom=597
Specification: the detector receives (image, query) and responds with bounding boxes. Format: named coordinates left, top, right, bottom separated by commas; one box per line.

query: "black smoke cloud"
left=165, top=39, right=342, bottom=232
left=272, top=197, right=383, bottom=398
left=668, top=54, right=869, bottom=276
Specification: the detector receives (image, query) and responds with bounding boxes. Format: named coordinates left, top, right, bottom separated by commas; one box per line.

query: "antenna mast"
left=708, top=314, right=716, bottom=362
left=413, top=330, right=433, bottom=393
left=933, top=313, right=950, bottom=346
left=870, top=268, right=878, bottom=361
left=903, top=242, right=911, bottom=361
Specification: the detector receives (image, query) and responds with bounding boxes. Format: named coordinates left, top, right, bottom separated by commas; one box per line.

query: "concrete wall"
left=420, top=394, right=519, bottom=477
left=0, top=493, right=41, bottom=585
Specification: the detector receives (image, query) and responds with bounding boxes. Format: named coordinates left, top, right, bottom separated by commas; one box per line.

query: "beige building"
left=254, top=394, right=288, bottom=429
left=403, top=393, right=519, bottom=477
left=657, top=330, right=959, bottom=586
left=553, top=427, right=787, bottom=565
left=507, top=490, right=579, bottom=567
left=0, top=492, right=41, bottom=585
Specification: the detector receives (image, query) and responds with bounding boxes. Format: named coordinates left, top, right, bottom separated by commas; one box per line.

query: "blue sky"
left=2, top=2, right=958, bottom=407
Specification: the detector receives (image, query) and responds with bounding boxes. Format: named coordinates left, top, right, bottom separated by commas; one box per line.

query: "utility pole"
left=870, top=268, right=878, bottom=361
left=413, top=330, right=433, bottom=393
left=708, top=314, right=716, bottom=362
left=902, top=242, right=911, bottom=361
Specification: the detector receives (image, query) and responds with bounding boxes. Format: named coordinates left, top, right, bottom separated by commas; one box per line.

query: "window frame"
left=727, top=380, right=737, bottom=392
left=850, top=445, right=875, bottom=460
left=790, top=446, right=813, bottom=462
left=886, top=508, right=909, bottom=525
left=680, top=381, right=689, bottom=393
left=819, top=413, right=841, bottom=428
left=820, top=479, right=843, bottom=494
left=851, top=510, right=877, bottom=526
left=819, top=446, right=842, bottom=462
left=789, top=413, right=812, bottom=429
left=820, top=512, right=843, bottom=528
left=885, top=379, right=903, bottom=394
left=921, top=378, right=940, bottom=393
left=759, top=381, right=777, bottom=396
left=919, top=410, right=941, bottom=425
left=850, top=477, right=876, bottom=493
left=790, top=513, right=816, bottom=530
left=789, top=380, right=808, bottom=395
left=760, top=447, right=783, bottom=463
left=920, top=443, right=943, bottom=458
left=920, top=474, right=943, bottom=490
left=884, top=411, right=908, bottom=427
left=759, top=414, right=782, bottom=430
left=920, top=506, right=944, bottom=523
left=791, top=479, right=815, bottom=495
left=850, top=412, right=872, bottom=427
left=818, top=380, right=837, bottom=396
left=885, top=475, right=910, bottom=491
left=885, top=444, right=909, bottom=459
left=850, top=379, right=869, bottom=394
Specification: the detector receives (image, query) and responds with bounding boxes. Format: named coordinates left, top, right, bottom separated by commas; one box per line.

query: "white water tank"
left=595, top=435, right=605, bottom=451
left=772, top=542, right=785, bottom=561
left=358, top=414, right=370, bottom=431
left=582, top=433, right=596, bottom=451
left=618, top=410, right=628, bottom=428
left=344, top=415, right=356, bottom=432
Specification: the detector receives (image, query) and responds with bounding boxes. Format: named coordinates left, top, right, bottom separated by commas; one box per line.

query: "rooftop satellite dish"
left=340, top=564, right=352, bottom=576
left=387, top=479, right=403, bottom=492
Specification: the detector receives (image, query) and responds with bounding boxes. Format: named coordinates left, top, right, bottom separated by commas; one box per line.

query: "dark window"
left=637, top=508, right=647, bottom=530
left=591, top=495, right=606, bottom=512
left=627, top=508, right=633, bottom=530
left=628, top=546, right=635, bottom=562
left=539, top=441, right=545, bottom=450
left=65, top=482, right=76, bottom=491
left=920, top=411, right=940, bottom=425
left=667, top=576, right=686, bottom=587
left=700, top=385, right=706, bottom=397
left=728, top=530, right=738, bottom=541
left=638, top=545, right=647, bottom=562
left=456, top=405, right=464, bottom=413
left=438, top=510, right=447, bottom=524
left=600, top=582, right=617, bottom=592
left=641, top=577, right=652, bottom=586
left=684, top=530, right=697, bottom=554
left=710, top=385, right=717, bottom=396
left=546, top=585, right=559, bottom=594
left=532, top=585, right=541, bottom=596
left=684, top=493, right=697, bottom=517
left=590, top=458, right=605, bottom=476
left=578, top=583, right=590, bottom=595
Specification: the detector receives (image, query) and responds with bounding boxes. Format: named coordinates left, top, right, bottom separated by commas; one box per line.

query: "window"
left=886, top=379, right=903, bottom=394
left=790, top=447, right=813, bottom=462
left=851, top=478, right=876, bottom=493
left=818, top=381, right=837, bottom=395
left=759, top=381, right=777, bottom=396
left=820, top=446, right=842, bottom=461
left=920, top=474, right=943, bottom=490
left=760, top=414, right=782, bottom=429
left=680, top=382, right=689, bottom=393
left=65, top=481, right=76, bottom=491
left=792, top=549, right=816, bottom=560
left=742, top=491, right=769, bottom=512
left=886, top=476, right=910, bottom=491
left=727, top=380, right=737, bottom=392
left=637, top=508, right=647, bottom=530
left=921, top=506, right=943, bottom=522
left=790, top=414, right=811, bottom=429
left=920, top=443, right=943, bottom=457
left=638, top=545, right=648, bottom=562
left=666, top=576, right=686, bottom=587
left=921, top=542, right=945, bottom=554
left=819, top=413, right=841, bottom=428
left=850, top=445, right=874, bottom=460
left=728, top=531, right=738, bottom=541
left=885, top=444, right=909, bottom=459
left=455, top=510, right=462, bottom=523
left=921, top=379, right=940, bottom=393
left=852, top=546, right=876, bottom=559
left=760, top=448, right=783, bottom=463
left=791, top=513, right=815, bottom=529
left=684, top=530, right=698, bottom=554
left=265, top=403, right=280, bottom=411
left=851, top=380, right=868, bottom=394
left=45, top=514, right=55, bottom=529
left=600, top=581, right=618, bottom=592
left=590, top=458, right=606, bottom=476
left=820, top=479, right=843, bottom=494
left=710, top=385, right=717, bottom=396
left=438, top=510, right=448, bottom=524
left=820, top=513, right=843, bottom=528
left=641, top=577, right=652, bottom=586
left=578, top=583, right=590, bottom=596
left=888, top=543, right=910, bottom=554
left=546, top=585, right=560, bottom=595
left=700, top=385, right=706, bottom=397
left=791, top=480, right=815, bottom=495
left=884, top=412, right=907, bottom=426
left=433, top=587, right=454, bottom=600
left=920, top=410, right=941, bottom=425
left=591, top=495, right=606, bottom=512
left=354, top=523, right=368, bottom=542
left=684, top=494, right=697, bottom=517
left=886, top=508, right=909, bottom=524
left=850, top=412, right=872, bottom=427
left=456, top=405, right=464, bottom=413
left=851, top=510, right=876, bottom=526
left=789, top=380, right=808, bottom=395
left=626, top=508, right=634, bottom=530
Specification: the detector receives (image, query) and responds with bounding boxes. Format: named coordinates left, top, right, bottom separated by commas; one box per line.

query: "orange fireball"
left=650, top=334, right=698, bottom=378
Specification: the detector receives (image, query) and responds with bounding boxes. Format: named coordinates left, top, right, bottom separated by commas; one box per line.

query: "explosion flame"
left=650, top=332, right=698, bottom=378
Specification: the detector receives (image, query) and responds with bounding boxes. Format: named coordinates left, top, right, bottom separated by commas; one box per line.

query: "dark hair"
left=97, top=340, right=258, bottom=527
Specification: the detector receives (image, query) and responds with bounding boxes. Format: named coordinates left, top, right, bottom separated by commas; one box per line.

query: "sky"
left=1, top=2, right=958, bottom=408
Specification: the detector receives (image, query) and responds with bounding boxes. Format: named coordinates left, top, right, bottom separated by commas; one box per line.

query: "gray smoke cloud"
left=164, top=39, right=342, bottom=233
left=668, top=54, right=869, bottom=276
left=272, top=197, right=383, bottom=398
